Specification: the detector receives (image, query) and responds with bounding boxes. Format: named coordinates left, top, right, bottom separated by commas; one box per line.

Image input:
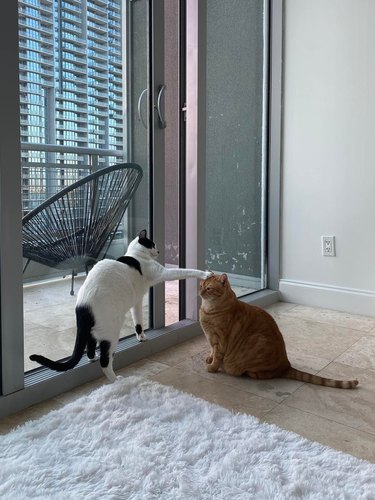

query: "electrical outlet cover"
left=322, top=236, right=336, bottom=257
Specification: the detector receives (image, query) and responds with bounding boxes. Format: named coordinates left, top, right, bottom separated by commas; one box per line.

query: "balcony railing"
left=20, top=142, right=124, bottom=215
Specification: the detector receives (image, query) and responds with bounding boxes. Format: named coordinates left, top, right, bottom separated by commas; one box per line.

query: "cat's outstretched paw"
left=136, top=332, right=148, bottom=342
left=206, top=355, right=213, bottom=364
left=203, top=270, right=214, bottom=279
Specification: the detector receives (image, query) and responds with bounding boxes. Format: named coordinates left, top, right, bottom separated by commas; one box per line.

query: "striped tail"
left=29, top=304, right=95, bottom=372
left=284, top=367, right=359, bottom=389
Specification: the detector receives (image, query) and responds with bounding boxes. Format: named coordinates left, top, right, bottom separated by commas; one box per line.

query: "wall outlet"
left=322, top=236, right=336, bottom=257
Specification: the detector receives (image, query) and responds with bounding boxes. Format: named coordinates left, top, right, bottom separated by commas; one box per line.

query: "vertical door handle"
left=155, top=84, right=166, bottom=129
left=137, top=88, right=148, bottom=129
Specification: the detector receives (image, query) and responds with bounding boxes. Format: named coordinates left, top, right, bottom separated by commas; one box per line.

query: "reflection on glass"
left=205, top=0, right=267, bottom=296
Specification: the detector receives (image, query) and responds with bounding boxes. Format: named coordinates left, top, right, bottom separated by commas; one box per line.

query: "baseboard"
left=279, top=279, right=375, bottom=317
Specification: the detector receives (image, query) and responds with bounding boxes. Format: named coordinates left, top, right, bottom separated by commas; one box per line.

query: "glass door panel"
left=205, top=0, right=268, bottom=296
left=20, top=0, right=151, bottom=372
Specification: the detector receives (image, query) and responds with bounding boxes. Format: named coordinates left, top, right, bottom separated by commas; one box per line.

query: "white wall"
left=280, top=0, right=375, bottom=315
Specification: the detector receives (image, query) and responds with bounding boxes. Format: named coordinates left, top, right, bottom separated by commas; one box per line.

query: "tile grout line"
left=277, top=400, right=375, bottom=438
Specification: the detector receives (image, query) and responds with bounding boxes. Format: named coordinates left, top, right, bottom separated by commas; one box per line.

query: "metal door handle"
left=137, top=88, right=148, bottom=129
left=155, top=84, right=166, bottom=129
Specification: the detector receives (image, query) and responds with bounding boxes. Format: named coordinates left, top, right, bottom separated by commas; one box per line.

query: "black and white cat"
left=30, top=230, right=210, bottom=382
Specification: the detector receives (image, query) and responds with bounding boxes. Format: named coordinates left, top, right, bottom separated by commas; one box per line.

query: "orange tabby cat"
left=199, top=273, right=358, bottom=389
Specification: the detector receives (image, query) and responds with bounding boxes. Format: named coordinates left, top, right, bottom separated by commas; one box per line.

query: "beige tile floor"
left=3, top=294, right=375, bottom=463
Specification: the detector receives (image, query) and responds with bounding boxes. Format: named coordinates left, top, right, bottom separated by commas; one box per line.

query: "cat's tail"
left=284, top=367, right=359, bottom=389
left=29, top=304, right=95, bottom=372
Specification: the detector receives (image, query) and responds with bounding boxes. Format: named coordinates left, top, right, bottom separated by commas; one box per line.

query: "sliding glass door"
left=185, top=0, right=269, bottom=321
left=15, top=0, right=188, bottom=383
left=20, top=0, right=154, bottom=373
left=204, top=0, right=268, bottom=296
left=0, top=0, right=277, bottom=416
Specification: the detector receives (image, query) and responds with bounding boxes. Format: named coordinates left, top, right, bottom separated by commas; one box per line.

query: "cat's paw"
left=206, top=355, right=213, bottom=364
left=202, top=270, right=214, bottom=280
left=207, top=364, right=218, bottom=373
left=136, top=332, right=148, bottom=342
left=104, top=372, right=118, bottom=383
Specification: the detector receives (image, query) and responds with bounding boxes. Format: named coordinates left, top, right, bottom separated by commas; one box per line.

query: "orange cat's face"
left=199, top=273, right=229, bottom=300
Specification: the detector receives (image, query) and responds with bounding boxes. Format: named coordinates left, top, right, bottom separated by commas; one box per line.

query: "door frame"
left=0, top=0, right=24, bottom=397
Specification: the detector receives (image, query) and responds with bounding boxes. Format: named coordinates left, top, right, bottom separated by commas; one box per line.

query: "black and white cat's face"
left=128, top=229, right=159, bottom=259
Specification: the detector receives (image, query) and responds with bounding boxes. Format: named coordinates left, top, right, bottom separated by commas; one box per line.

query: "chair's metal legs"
left=23, top=258, right=31, bottom=274
left=70, top=270, right=75, bottom=296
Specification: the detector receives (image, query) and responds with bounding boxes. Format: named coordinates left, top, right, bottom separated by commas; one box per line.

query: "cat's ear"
left=139, top=229, right=147, bottom=239
left=219, top=274, right=228, bottom=285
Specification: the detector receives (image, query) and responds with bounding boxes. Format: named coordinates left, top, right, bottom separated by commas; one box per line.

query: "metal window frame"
left=0, top=0, right=24, bottom=397
left=150, top=0, right=166, bottom=329
left=267, top=0, right=283, bottom=292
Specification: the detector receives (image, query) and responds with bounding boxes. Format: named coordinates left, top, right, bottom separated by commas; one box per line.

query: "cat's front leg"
left=206, top=350, right=213, bottom=364
left=207, top=346, right=222, bottom=373
left=207, top=359, right=221, bottom=373
left=131, top=301, right=147, bottom=342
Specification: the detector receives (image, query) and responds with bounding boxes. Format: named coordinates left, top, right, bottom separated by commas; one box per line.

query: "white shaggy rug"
left=1, top=376, right=375, bottom=500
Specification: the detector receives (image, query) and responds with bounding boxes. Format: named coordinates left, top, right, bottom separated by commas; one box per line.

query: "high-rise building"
left=18, top=0, right=124, bottom=213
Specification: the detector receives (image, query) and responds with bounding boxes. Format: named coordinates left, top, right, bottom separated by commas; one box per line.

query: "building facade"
left=18, top=0, right=124, bottom=213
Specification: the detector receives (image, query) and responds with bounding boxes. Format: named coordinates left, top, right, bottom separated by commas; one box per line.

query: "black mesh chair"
left=22, top=163, right=143, bottom=295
